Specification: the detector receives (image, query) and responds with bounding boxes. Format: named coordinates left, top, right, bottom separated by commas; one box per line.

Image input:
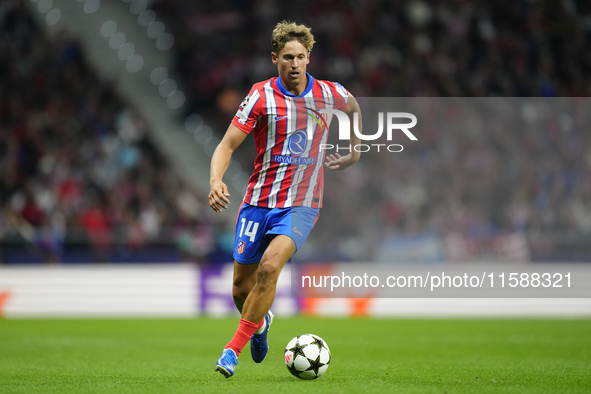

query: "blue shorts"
left=233, top=203, right=319, bottom=265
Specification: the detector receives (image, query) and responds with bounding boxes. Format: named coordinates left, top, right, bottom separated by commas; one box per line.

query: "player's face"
left=272, top=40, right=310, bottom=95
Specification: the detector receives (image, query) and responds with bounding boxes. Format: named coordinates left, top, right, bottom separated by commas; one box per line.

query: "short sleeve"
left=333, top=82, right=349, bottom=111
left=232, top=87, right=262, bottom=134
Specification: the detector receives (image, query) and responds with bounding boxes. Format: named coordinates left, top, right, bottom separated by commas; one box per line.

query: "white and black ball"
left=284, top=334, right=331, bottom=380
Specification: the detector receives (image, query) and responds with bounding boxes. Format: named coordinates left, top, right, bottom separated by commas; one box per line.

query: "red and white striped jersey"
left=232, top=73, right=349, bottom=209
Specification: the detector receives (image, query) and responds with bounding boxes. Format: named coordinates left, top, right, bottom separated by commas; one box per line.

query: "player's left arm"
left=324, top=93, right=362, bottom=171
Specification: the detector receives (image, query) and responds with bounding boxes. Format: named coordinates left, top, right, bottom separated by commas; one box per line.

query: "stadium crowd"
left=155, top=0, right=590, bottom=104
left=2, top=0, right=591, bottom=263
left=153, top=0, right=591, bottom=260
left=0, top=2, right=223, bottom=263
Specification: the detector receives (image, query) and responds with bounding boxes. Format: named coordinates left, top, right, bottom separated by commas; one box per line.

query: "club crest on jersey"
left=237, top=240, right=245, bottom=255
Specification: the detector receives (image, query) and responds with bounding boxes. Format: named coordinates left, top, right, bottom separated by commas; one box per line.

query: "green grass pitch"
left=0, top=317, right=590, bottom=393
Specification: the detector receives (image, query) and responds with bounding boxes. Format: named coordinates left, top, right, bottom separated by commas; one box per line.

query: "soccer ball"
left=284, top=334, right=331, bottom=380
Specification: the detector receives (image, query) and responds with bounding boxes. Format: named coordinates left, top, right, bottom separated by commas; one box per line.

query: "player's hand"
left=324, top=153, right=359, bottom=171
left=209, top=180, right=230, bottom=212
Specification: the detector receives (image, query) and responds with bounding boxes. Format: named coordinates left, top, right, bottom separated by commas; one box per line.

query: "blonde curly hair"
left=271, top=21, right=315, bottom=54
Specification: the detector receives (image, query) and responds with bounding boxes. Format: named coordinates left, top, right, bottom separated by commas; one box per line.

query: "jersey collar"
left=275, top=73, right=314, bottom=97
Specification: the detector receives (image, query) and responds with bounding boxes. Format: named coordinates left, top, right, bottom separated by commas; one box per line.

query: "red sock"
left=239, top=316, right=265, bottom=329
left=225, top=319, right=260, bottom=356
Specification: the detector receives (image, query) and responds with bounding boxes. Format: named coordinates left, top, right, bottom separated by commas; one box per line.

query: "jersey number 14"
left=239, top=219, right=259, bottom=242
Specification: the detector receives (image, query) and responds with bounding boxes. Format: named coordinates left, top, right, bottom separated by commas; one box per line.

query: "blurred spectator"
left=154, top=0, right=591, bottom=114
left=0, top=1, right=221, bottom=263
left=151, top=0, right=591, bottom=261
left=79, top=193, right=111, bottom=261
left=3, top=0, right=591, bottom=262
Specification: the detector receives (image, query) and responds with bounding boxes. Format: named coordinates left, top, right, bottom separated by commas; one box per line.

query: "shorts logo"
left=237, top=240, right=245, bottom=255
left=293, top=227, right=303, bottom=236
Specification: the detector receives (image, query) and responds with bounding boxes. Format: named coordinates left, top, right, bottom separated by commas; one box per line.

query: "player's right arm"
left=209, top=124, right=248, bottom=212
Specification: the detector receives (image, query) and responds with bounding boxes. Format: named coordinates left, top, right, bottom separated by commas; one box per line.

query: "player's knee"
left=232, top=286, right=249, bottom=302
left=256, top=262, right=280, bottom=287
left=260, top=244, right=287, bottom=268
left=232, top=278, right=251, bottom=301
